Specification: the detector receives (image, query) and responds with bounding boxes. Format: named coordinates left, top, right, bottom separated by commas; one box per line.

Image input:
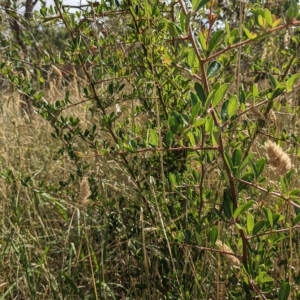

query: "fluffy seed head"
left=268, top=109, right=277, bottom=125
left=265, top=140, right=292, bottom=175
left=79, top=177, right=91, bottom=207
left=215, top=240, right=240, bottom=267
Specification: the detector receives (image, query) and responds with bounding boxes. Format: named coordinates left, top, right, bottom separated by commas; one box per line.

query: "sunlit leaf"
left=227, top=96, right=238, bottom=118
left=286, top=73, right=299, bottom=92
left=195, top=0, right=211, bottom=12
left=257, top=15, right=266, bottom=29
left=211, top=126, right=220, bottom=145
left=233, top=200, right=254, bottom=219
left=193, top=118, right=206, bottom=128
left=187, top=48, right=196, bottom=68
left=187, top=131, right=196, bottom=146
left=212, top=83, right=230, bottom=107
left=198, top=31, right=207, bottom=51
left=149, top=129, right=158, bottom=147
left=243, top=27, right=257, bottom=39
left=271, top=18, right=282, bottom=28
left=246, top=213, right=254, bottom=234
left=209, top=226, right=218, bottom=245
left=264, top=9, right=273, bottom=26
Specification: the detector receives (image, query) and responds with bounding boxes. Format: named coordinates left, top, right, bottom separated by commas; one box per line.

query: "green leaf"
left=221, top=100, right=228, bottom=121
left=268, top=74, right=277, bottom=88
left=195, top=0, right=211, bottom=12
left=190, top=91, right=199, bottom=106
left=207, top=61, right=221, bottom=78
left=192, top=0, right=201, bottom=11
left=252, top=83, right=259, bottom=99
left=180, top=11, right=185, bottom=32
left=168, top=21, right=182, bottom=37
left=234, top=200, right=254, bottom=219
left=285, top=0, right=298, bottom=23
left=224, top=152, right=234, bottom=173
left=243, top=27, right=257, bottom=39
left=264, top=9, right=273, bottom=26
left=271, top=18, right=282, bottom=28
left=62, top=272, right=85, bottom=298
left=209, top=226, right=218, bottom=245
left=198, top=31, right=207, bottom=51
left=187, top=48, right=196, bottom=68
left=278, top=282, right=290, bottom=300
left=212, top=83, right=230, bottom=107
left=232, top=149, right=242, bottom=171
left=169, top=173, right=177, bottom=185
left=42, top=16, right=60, bottom=23
left=293, top=213, right=300, bottom=226
left=257, top=15, right=266, bottom=29
left=195, top=82, right=206, bottom=105
left=187, top=131, right=196, bottom=146
left=261, top=276, right=274, bottom=283
left=250, top=158, right=259, bottom=178
left=239, top=88, right=246, bottom=104
left=211, top=126, right=221, bottom=146
left=246, top=213, right=254, bottom=234
left=193, top=118, right=206, bottom=128
left=185, top=11, right=192, bottom=33
left=256, top=158, right=266, bottom=177
left=191, top=94, right=201, bottom=120
left=149, top=129, right=158, bottom=147
left=168, top=112, right=182, bottom=134
left=227, top=96, right=238, bottom=118
left=265, top=207, right=273, bottom=227
left=286, top=73, right=300, bottom=92
left=208, top=30, right=224, bottom=54
left=41, top=193, right=68, bottom=221
left=239, top=153, right=255, bottom=173
left=290, top=188, right=300, bottom=199
left=268, top=86, right=285, bottom=100
left=253, top=220, right=266, bottom=235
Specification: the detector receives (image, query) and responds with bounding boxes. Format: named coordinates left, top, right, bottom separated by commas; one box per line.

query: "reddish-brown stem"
left=249, top=225, right=300, bottom=239
left=74, top=146, right=219, bottom=158
left=235, top=178, right=300, bottom=209
left=203, top=20, right=300, bottom=63
left=180, top=243, right=242, bottom=259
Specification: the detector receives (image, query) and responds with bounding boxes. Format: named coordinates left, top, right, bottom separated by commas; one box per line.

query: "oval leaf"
left=246, top=213, right=254, bottom=234
left=279, top=282, right=290, bottom=300
left=207, top=61, right=221, bottom=78
left=228, top=96, right=238, bottom=118
left=212, top=83, right=230, bottom=107
left=234, top=200, right=254, bottom=219
left=149, top=129, right=158, bottom=147
left=209, top=225, right=218, bottom=245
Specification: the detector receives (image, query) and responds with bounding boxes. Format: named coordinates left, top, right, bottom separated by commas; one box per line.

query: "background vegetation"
left=0, top=0, right=300, bottom=299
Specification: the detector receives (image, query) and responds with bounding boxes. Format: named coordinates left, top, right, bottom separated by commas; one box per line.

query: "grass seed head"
left=265, top=140, right=292, bottom=175
left=79, top=177, right=91, bottom=207
left=269, top=109, right=277, bottom=124
left=215, top=240, right=240, bottom=267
